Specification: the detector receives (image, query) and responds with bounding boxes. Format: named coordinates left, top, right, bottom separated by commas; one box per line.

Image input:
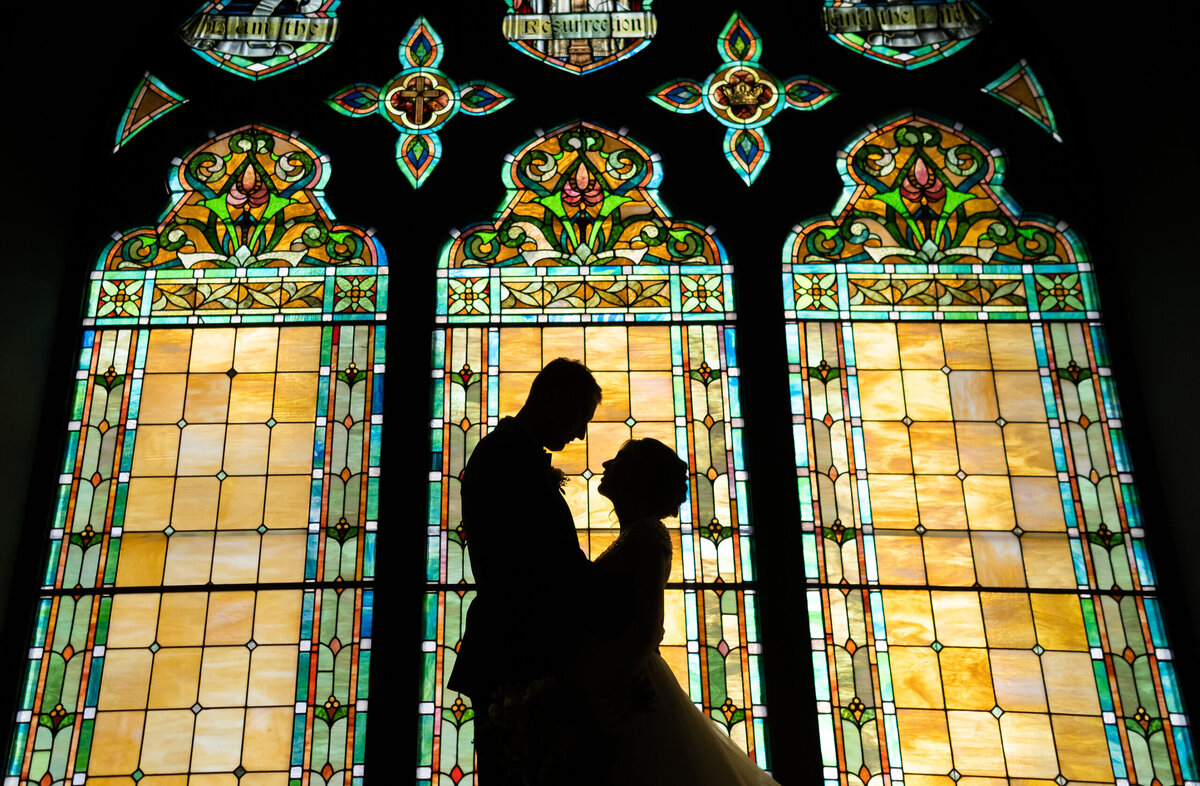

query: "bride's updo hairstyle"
left=605, top=438, right=689, bottom=520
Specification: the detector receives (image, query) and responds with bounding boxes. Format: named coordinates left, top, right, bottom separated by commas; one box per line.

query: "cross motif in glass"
left=649, top=12, right=836, bottom=185
left=326, top=17, right=513, bottom=188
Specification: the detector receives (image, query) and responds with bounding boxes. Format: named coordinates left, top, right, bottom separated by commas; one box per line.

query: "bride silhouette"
left=581, top=438, right=782, bottom=785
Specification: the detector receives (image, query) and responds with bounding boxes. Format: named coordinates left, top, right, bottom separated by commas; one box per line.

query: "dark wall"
left=1, top=2, right=1195, bottom=779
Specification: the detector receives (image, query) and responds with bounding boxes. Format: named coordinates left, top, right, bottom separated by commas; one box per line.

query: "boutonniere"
left=549, top=466, right=568, bottom=493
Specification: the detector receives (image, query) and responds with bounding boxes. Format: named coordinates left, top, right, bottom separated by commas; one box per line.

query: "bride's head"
left=597, top=438, right=689, bottom=521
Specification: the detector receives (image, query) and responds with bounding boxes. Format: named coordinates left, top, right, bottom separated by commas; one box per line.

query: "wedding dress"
left=587, top=517, right=782, bottom=785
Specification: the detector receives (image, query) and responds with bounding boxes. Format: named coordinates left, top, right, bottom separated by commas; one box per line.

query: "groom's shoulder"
left=465, top=419, right=535, bottom=474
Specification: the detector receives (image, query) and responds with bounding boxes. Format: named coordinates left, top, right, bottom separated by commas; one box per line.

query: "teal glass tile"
left=878, top=651, right=893, bottom=701
left=291, top=713, right=307, bottom=765
left=101, top=538, right=121, bottom=584
left=301, top=590, right=316, bottom=638
left=430, top=378, right=444, bottom=419
left=851, top=426, right=866, bottom=469
left=1093, top=659, right=1113, bottom=711
left=85, top=656, right=104, bottom=705
left=1099, top=377, right=1122, bottom=420
left=688, top=651, right=702, bottom=698
left=1145, top=598, right=1167, bottom=646
left=817, top=712, right=836, bottom=766
left=841, top=326, right=856, bottom=367
left=753, top=717, right=769, bottom=768
left=792, top=423, right=809, bottom=467
left=869, top=591, right=887, bottom=640
left=73, top=718, right=94, bottom=771
left=1090, top=324, right=1110, bottom=366
left=426, top=485, right=441, bottom=539
left=846, top=376, right=861, bottom=418
left=797, top=477, right=813, bottom=521
left=309, top=479, right=323, bottom=524
left=1105, top=723, right=1127, bottom=778
left=789, top=373, right=805, bottom=415
left=802, top=532, right=818, bottom=581
left=810, top=649, right=830, bottom=702
left=1081, top=272, right=1100, bottom=311
left=425, top=534, right=439, bottom=582
left=95, top=596, right=111, bottom=643
left=354, top=712, right=368, bottom=760
left=374, top=324, right=387, bottom=363
left=1159, top=661, right=1182, bottom=713
left=1080, top=596, right=1100, bottom=647
left=430, top=330, right=445, bottom=368
left=296, top=652, right=311, bottom=700
left=362, top=533, right=376, bottom=578
left=306, top=535, right=319, bottom=578
left=748, top=653, right=763, bottom=705
left=1069, top=538, right=1087, bottom=585
left=366, top=477, right=379, bottom=519
left=6, top=724, right=28, bottom=776
left=1175, top=726, right=1197, bottom=780
left=856, top=477, right=872, bottom=527
left=883, top=712, right=901, bottom=764
left=60, top=433, right=79, bottom=474
left=1133, top=540, right=1156, bottom=586
left=1040, top=376, right=1057, bottom=418
left=1121, top=483, right=1142, bottom=528
left=1059, top=481, right=1079, bottom=528
left=1050, top=428, right=1067, bottom=472
left=119, top=431, right=136, bottom=472
left=369, top=424, right=383, bottom=464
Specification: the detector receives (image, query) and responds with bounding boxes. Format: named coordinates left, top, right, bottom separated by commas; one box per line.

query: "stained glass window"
left=3, top=5, right=1198, bottom=785
left=419, top=121, right=770, bottom=783
left=5, top=126, right=387, bottom=786
left=784, top=114, right=1197, bottom=786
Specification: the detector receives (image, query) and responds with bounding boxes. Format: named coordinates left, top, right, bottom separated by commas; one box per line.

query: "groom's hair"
left=527, top=357, right=603, bottom=413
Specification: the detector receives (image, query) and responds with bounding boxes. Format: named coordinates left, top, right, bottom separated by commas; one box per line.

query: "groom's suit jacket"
left=448, top=417, right=595, bottom=703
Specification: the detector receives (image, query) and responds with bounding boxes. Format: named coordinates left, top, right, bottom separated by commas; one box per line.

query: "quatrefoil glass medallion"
left=649, top=13, right=836, bottom=185
left=327, top=18, right=513, bottom=188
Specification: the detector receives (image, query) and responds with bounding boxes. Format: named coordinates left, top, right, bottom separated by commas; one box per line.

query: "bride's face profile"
left=597, top=439, right=689, bottom=521
left=596, top=452, right=626, bottom=503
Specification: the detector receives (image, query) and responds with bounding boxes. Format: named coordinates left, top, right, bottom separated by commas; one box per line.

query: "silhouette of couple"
left=449, top=359, right=780, bottom=785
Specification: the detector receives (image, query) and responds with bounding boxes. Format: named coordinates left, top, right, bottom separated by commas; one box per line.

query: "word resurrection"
left=503, top=11, right=657, bottom=40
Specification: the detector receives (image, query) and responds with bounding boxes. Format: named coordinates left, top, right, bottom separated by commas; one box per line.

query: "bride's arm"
left=604, top=527, right=670, bottom=676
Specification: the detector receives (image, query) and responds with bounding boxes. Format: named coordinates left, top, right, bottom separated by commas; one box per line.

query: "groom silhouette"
left=449, top=357, right=603, bottom=784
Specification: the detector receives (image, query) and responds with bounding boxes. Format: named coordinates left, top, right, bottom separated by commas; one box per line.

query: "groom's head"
left=520, top=358, right=603, bottom=452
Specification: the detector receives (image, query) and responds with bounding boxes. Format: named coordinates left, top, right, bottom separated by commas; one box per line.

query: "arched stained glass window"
left=2, top=5, right=1197, bottom=786
left=420, top=121, right=770, bottom=783
left=5, top=126, right=387, bottom=785
left=784, top=114, right=1196, bottom=786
